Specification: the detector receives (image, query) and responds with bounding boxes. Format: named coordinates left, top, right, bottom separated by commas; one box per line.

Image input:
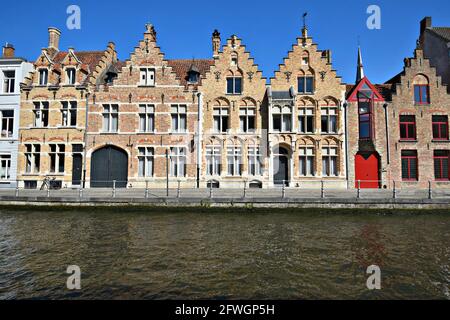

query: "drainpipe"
left=82, top=92, right=90, bottom=188
left=343, top=101, right=349, bottom=190
left=196, top=92, right=203, bottom=188
left=383, top=103, right=390, bottom=164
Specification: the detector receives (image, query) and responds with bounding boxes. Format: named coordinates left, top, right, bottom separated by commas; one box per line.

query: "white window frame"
left=25, top=144, right=41, bottom=174
left=227, top=146, right=242, bottom=176
left=299, top=108, right=315, bottom=133
left=38, top=68, right=49, bottom=86
left=0, top=110, right=14, bottom=138
left=139, top=104, right=155, bottom=133
left=248, top=146, right=262, bottom=176
left=272, top=106, right=292, bottom=132
left=299, top=147, right=315, bottom=176
left=321, top=108, right=338, bottom=134
left=140, top=68, right=155, bottom=86
left=239, top=108, right=256, bottom=133
left=61, top=101, right=77, bottom=127
left=102, top=104, right=119, bottom=133
left=206, top=146, right=221, bottom=176
left=33, top=101, right=49, bottom=128
left=66, top=68, right=76, bottom=85
left=0, top=154, right=11, bottom=180
left=322, top=147, right=338, bottom=177
left=138, top=147, right=154, bottom=177
left=3, top=70, right=15, bottom=93
left=49, top=144, right=65, bottom=174
left=213, top=107, right=229, bottom=133
left=171, top=104, right=187, bottom=133
left=170, top=147, right=186, bottom=177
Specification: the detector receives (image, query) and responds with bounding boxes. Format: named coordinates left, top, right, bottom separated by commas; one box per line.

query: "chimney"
left=420, top=17, right=432, bottom=36
left=212, top=29, right=221, bottom=58
left=2, top=43, right=15, bottom=58
left=48, top=27, right=61, bottom=52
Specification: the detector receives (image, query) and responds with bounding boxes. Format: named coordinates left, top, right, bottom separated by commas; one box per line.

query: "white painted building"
left=0, top=44, right=33, bottom=188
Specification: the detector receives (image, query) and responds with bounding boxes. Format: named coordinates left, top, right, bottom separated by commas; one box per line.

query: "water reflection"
left=0, top=210, right=449, bottom=299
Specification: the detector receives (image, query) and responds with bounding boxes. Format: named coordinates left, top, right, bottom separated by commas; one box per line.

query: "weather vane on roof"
left=303, top=12, right=308, bottom=29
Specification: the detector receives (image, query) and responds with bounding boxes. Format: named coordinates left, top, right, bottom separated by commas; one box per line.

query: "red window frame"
left=434, top=151, right=450, bottom=181
left=399, top=115, right=416, bottom=141
left=358, top=99, right=372, bottom=140
left=432, top=116, right=449, bottom=140
left=414, top=84, right=430, bottom=105
left=401, top=150, right=418, bottom=181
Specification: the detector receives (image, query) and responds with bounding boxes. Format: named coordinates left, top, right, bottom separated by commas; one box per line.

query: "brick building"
left=419, top=17, right=450, bottom=89
left=268, top=24, right=347, bottom=188
left=385, top=47, right=450, bottom=188
left=85, top=24, right=211, bottom=188
left=345, top=48, right=392, bottom=189
left=199, top=31, right=267, bottom=188
left=17, top=27, right=118, bottom=189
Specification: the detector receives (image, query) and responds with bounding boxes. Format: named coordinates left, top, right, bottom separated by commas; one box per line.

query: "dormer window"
left=188, top=71, right=199, bottom=83
left=66, top=68, right=76, bottom=85
left=39, top=69, right=48, bottom=86
left=140, top=68, right=155, bottom=86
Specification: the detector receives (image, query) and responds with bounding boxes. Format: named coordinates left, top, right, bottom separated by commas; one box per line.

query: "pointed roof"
left=347, top=77, right=385, bottom=102
left=356, top=47, right=365, bottom=83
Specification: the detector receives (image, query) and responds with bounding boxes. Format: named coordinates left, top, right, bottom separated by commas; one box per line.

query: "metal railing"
left=0, top=178, right=449, bottom=201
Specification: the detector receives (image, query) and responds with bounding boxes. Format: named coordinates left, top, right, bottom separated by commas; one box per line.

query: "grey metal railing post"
left=47, top=188, right=50, bottom=198
left=145, top=181, right=149, bottom=199
left=79, top=188, right=83, bottom=199
left=282, top=181, right=286, bottom=199
left=15, top=183, right=19, bottom=197
left=177, top=180, right=181, bottom=198
left=243, top=180, right=247, bottom=198
left=393, top=181, right=397, bottom=199
left=357, top=180, right=361, bottom=199
left=321, top=180, right=325, bottom=199
left=428, top=181, right=432, bottom=200
left=112, top=180, right=116, bottom=198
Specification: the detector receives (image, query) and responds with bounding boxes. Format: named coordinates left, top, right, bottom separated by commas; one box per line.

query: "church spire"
left=356, top=46, right=365, bottom=83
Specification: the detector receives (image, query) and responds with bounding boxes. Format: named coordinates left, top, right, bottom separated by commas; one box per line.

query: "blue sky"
left=1, top=0, right=449, bottom=84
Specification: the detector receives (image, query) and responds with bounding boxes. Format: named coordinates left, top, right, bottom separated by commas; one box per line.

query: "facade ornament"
left=319, top=71, right=327, bottom=81
left=214, top=71, right=221, bottom=82
left=247, top=71, right=254, bottom=82
left=284, top=71, right=292, bottom=82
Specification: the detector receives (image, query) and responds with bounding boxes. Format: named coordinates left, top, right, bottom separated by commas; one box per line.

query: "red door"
left=355, top=153, right=380, bottom=188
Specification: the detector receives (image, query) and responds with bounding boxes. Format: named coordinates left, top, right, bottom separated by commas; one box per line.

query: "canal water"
left=0, top=208, right=449, bottom=300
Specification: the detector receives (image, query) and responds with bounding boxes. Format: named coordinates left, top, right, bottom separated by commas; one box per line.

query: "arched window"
left=413, top=74, right=430, bottom=105
left=321, top=99, right=338, bottom=134
left=206, top=138, right=221, bottom=176
left=299, top=139, right=316, bottom=177
left=239, top=98, right=256, bottom=133
left=272, top=105, right=292, bottom=132
left=322, top=140, right=339, bottom=177
left=213, top=99, right=230, bottom=133
left=298, top=99, right=315, bottom=133
left=248, top=140, right=262, bottom=176
left=301, top=51, right=310, bottom=66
